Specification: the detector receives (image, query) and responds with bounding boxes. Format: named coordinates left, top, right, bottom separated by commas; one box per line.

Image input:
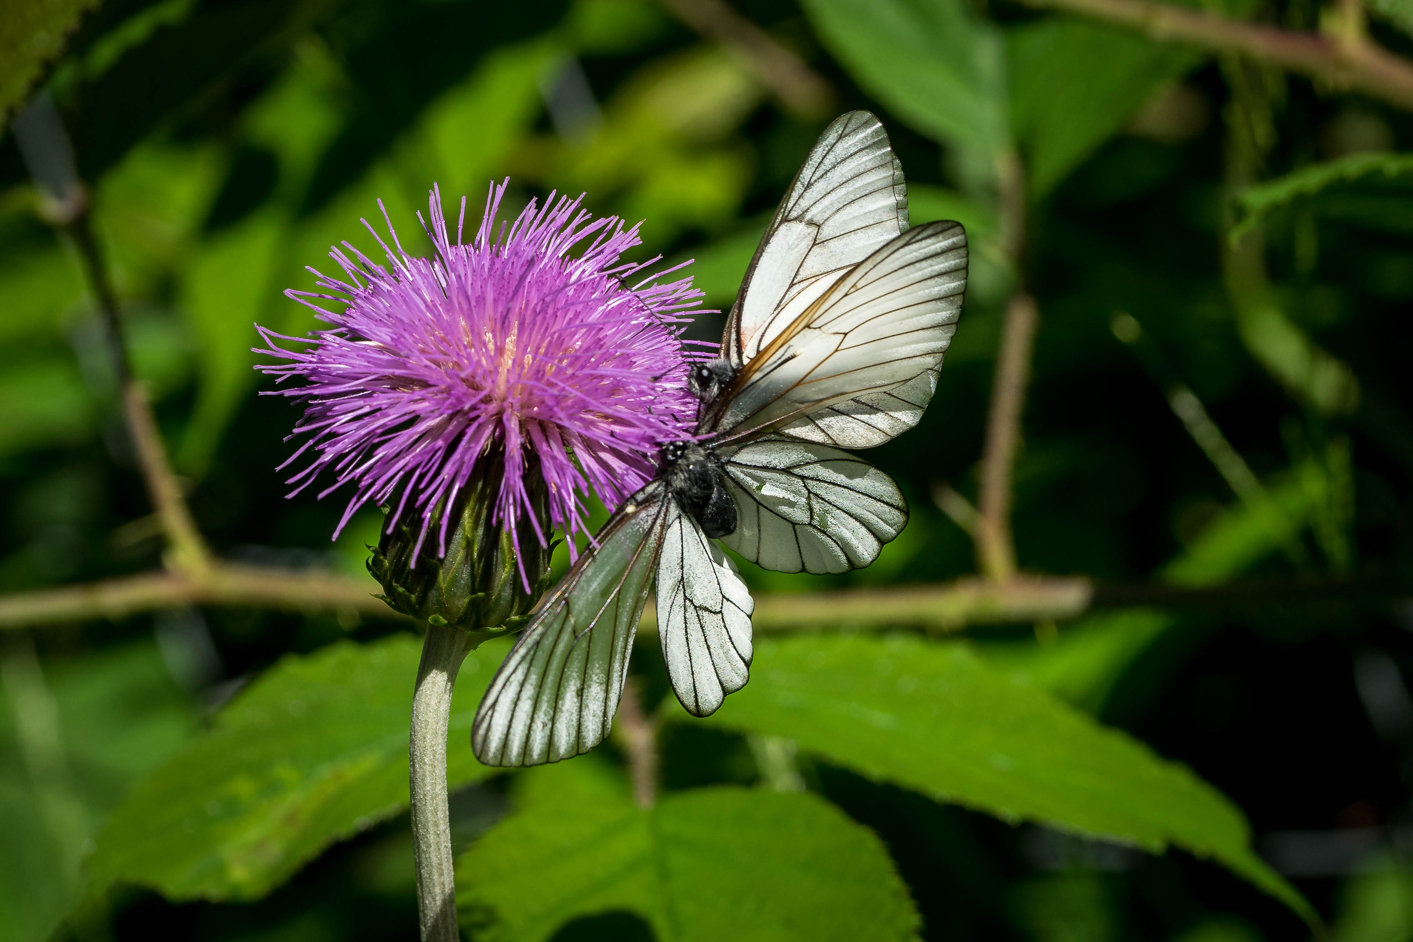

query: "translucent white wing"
left=726, top=111, right=909, bottom=367
left=472, top=485, right=671, bottom=767
left=656, top=504, right=754, bottom=717
left=707, top=221, right=966, bottom=445
left=779, top=366, right=939, bottom=450
left=718, top=438, right=907, bottom=574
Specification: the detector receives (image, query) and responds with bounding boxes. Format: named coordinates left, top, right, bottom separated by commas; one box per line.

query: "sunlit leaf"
left=88, top=635, right=504, bottom=901
left=696, top=634, right=1314, bottom=923
left=457, top=759, right=920, bottom=942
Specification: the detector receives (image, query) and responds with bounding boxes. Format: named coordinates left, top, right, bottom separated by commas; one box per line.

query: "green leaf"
left=0, top=640, right=196, bottom=942
left=801, top=0, right=1009, bottom=173
left=0, top=0, right=101, bottom=129
left=1008, top=18, right=1197, bottom=198
left=88, top=634, right=504, bottom=901
left=457, top=763, right=920, bottom=942
left=1233, top=151, right=1413, bottom=240
left=697, top=634, right=1314, bottom=924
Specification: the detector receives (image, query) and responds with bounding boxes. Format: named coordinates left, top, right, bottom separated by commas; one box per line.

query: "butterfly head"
left=688, top=359, right=736, bottom=405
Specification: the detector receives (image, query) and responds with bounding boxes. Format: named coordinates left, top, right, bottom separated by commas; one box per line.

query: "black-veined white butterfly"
left=471, top=111, right=968, bottom=767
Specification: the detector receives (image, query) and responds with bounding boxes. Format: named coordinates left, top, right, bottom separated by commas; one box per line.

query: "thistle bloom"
left=257, top=181, right=707, bottom=568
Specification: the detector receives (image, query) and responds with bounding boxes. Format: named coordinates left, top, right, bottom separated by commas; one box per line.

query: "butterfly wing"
left=472, top=484, right=672, bottom=767
left=726, top=111, right=909, bottom=368
left=656, top=502, right=755, bottom=716
left=718, top=437, right=907, bottom=575
left=707, top=221, right=967, bottom=446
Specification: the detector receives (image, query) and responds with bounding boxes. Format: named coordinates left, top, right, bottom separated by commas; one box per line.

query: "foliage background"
left=2, top=0, right=1413, bottom=939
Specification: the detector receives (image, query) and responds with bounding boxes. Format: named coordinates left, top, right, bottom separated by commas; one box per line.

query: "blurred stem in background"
left=1022, top=0, right=1413, bottom=108
left=976, top=149, right=1034, bottom=583
left=614, top=677, right=660, bottom=809
left=13, top=95, right=213, bottom=581
left=658, top=0, right=835, bottom=116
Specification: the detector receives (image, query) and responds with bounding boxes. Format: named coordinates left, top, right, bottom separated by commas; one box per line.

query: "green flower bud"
left=368, top=462, right=554, bottom=641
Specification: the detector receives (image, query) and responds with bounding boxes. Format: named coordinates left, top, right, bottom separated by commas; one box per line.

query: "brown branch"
left=0, top=565, right=402, bottom=629
left=16, top=101, right=216, bottom=580
left=975, top=292, right=1039, bottom=582
left=657, top=0, right=835, bottom=117
left=1019, top=0, right=1413, bottom=111
left=121, top=383, right=214, bottom=576
left=614, top=676, right=659, bottom=809
left=2, top=564, right=1403, bottom=634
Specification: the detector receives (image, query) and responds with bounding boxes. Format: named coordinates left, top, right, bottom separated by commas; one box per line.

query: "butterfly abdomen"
left=660, top=441, right=738, bottom=539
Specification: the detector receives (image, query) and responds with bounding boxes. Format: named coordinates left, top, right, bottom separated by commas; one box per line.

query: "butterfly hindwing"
left=656, top=502, right=755, bottom=717
left=727, top=111, right=909, bottom=367
left=719, top=438, right=907, bottom=574
left=471, top=484, right=671, bottom=767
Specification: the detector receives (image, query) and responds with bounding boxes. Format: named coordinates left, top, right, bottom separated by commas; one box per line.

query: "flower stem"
left=410, top=622, right=473, bottom=942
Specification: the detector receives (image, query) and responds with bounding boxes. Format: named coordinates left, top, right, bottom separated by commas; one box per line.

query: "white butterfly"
left=472, top=111, right=968, bottom=767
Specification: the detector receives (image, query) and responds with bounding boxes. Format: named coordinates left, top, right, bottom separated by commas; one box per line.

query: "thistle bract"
left=258, top=182, right=707, bottom=620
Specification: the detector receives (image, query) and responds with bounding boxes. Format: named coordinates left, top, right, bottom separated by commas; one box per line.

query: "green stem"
left=410, top=622, right=473, bottom=942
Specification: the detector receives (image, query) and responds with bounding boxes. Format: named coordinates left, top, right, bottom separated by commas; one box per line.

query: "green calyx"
left=367, top=464, right=555, bottom=640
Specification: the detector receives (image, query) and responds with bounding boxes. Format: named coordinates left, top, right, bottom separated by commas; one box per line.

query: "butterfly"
left=471, top=111, right=968, bottom=767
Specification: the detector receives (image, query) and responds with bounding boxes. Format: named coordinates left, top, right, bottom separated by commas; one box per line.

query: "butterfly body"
left=473, top=110, right=968, bottom=767
left=658, top=439, right=737, bottom=539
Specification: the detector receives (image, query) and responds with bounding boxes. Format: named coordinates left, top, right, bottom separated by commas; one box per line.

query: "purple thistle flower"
left=257, top=181, right=710, bottom=565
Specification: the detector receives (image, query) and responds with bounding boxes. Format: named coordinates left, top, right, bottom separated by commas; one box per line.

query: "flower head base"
left=258, top=182, right=708, bottom=572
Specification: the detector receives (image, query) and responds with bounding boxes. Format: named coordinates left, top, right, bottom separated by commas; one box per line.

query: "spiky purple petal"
left=258, top=181, right=710, bottom=562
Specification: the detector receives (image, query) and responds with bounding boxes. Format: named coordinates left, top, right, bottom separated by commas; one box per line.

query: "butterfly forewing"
left=719, top=438, right=907, bottom=574
left=656, top=503, right=754, bottom=717
left=471, top=485, right=671, bottom=767
left=710, top=221, right=966, bottom=445
left=727, top=111, right=909, bottom=366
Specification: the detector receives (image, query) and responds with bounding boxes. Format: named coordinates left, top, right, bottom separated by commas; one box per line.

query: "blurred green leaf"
left=0, top=640, right=196, bottom=942
left=176, top=208, right=283, bottom=474
left=801, top=0, right=1010, bottom=179
left=0, top=0, right=100, bottom=129
left=1369, top=0, right=1413, bottom=39
left=88, top=634, right=503, bottom=901
left=0, top=360, right=94, bottom=458
left=414, top=41, right=558, bottom=199
left=1011, top=872, right=1119, bottom=942
left=675, top=222, right=763, bottom=306
left=908, top=185, right=998, bottom=239
left=520, top=47, right=760, bottom=242
left=1008, top=18, right=1196, bottom=198
left=697, top=634, right=1313, bottom=923
left=457, top=760, right=920, bottom=942
left=1330, top=859, right=1413, bottom=942
left=1233, top=151, right=1413, bottom=240
left=0, top=246, right=82, bottom=345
